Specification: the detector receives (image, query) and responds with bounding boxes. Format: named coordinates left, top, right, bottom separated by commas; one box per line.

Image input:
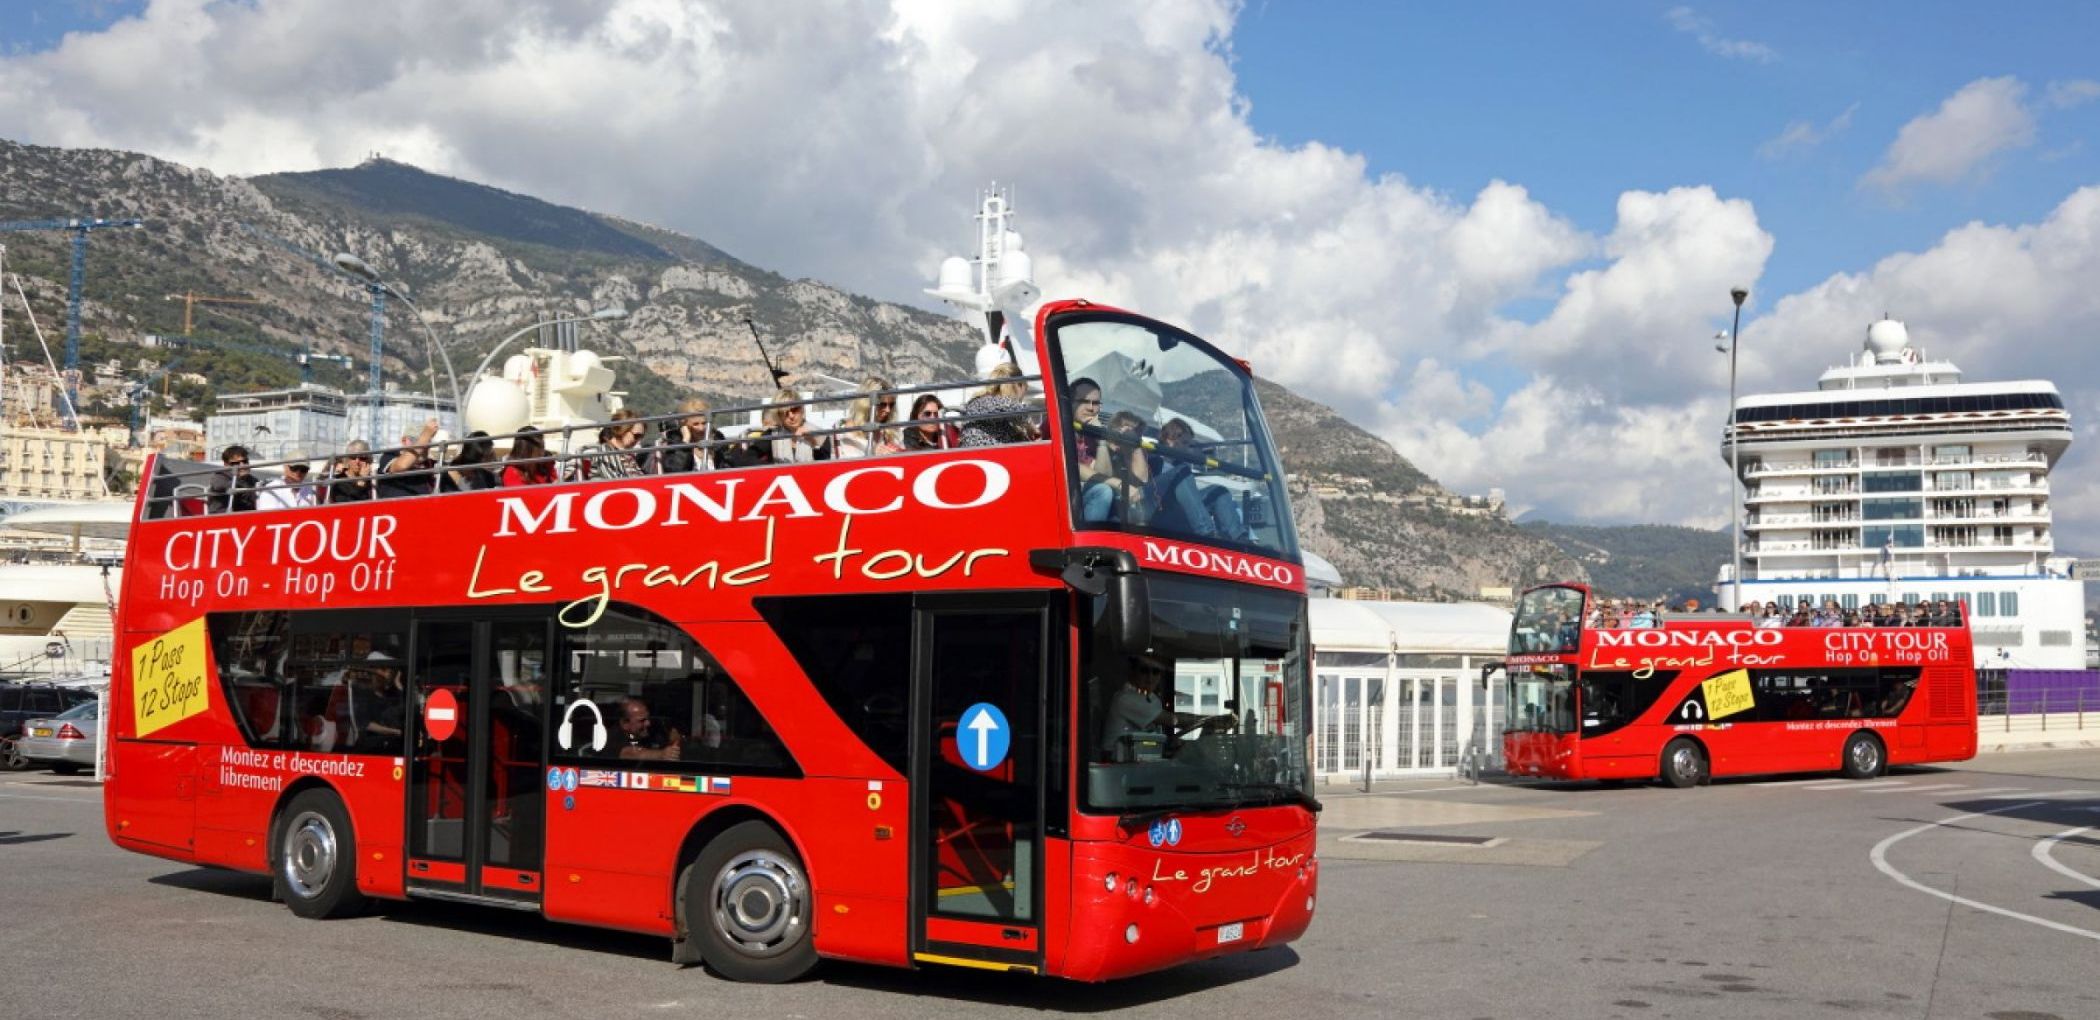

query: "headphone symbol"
left=558, top=700, right=607, bottom=752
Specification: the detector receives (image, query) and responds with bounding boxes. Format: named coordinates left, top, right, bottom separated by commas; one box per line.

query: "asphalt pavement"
left=4, top=750, right=2098, bottom=1019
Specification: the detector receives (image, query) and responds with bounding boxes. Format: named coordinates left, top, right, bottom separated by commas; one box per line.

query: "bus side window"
left=555, top=604, right=796, bottom=775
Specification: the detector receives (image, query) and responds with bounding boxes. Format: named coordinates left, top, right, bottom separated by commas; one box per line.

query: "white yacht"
left=0, top=501, right=130, bottom=679
left=1718, top=319, right=2084, bottom=670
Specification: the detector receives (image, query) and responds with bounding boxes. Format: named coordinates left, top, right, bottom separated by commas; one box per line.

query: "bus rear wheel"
left=1841, top=731, right=1886, bottom=780
left=686, top=821, right=816, bottom=983
left=275, top=790, right=367, bottom=920
left=1660, top=739, right=1706, bottom=789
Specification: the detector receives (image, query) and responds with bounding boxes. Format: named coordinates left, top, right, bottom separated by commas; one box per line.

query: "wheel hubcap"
left=1852, top=740, right=1879, bottom=773
left=712, top=849, right=806, bottom=958
left=1673, top=746, right=1699, bottom=779
left=282, top=811, right=337, bottom=899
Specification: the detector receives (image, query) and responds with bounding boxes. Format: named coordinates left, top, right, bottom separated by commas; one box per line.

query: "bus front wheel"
left=1660, top=739, right=1706, bottom=789
left=687, top=821, right=817, bottom=983
left=274, top=790, right=367, bottom=919
left=1841, top=731, right=1886, bottom=780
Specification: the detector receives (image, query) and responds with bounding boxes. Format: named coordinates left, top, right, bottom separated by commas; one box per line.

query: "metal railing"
left=1977, top=682, right=2093, bottom=734
left=142, top=373, right=1052, bottom=519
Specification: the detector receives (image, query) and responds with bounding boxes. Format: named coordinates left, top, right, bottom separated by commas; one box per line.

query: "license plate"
left=1215, top=922, right=1244, bottom=945
left=29, top=727, right=51, bottom=738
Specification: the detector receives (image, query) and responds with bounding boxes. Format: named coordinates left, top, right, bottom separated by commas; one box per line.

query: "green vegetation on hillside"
left=1521, top=521, right=1730, bottom=606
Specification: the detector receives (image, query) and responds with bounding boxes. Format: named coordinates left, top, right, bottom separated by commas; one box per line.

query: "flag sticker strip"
left=570, top=771, right=735, bottom=795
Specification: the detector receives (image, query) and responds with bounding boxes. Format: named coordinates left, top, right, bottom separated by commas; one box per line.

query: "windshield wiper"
left=1217, top=781, right=1322, bottom=813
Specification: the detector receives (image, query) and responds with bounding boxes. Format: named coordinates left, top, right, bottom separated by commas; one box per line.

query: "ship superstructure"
left=1719, top=319, right=2084, bottom=669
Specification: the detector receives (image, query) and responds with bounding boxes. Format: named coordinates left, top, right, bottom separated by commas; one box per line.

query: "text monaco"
left=491, top=460, right=1011, bottom=537
left=1141, top=540, right=1297, bottom=586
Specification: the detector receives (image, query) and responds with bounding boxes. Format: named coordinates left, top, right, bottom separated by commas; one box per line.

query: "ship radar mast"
left=926, top=184, right=1041, bottom=374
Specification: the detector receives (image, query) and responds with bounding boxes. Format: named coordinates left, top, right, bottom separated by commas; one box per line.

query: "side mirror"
left=1030, top=547, right=1152, bottom=655
left=1113, top=562, right=1151, bottom=655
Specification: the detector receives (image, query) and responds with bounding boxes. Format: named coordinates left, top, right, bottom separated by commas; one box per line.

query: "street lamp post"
left=1726, top=286, right=1749, bottom=611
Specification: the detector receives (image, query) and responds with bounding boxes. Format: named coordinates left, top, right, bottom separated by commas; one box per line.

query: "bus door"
left=908, top=593, right=1051, bottom=973
left=405, top=615, right=550, bottom=906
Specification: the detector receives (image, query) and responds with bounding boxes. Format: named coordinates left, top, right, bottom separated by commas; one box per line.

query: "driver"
left=1098, top=655, right=1234, bottom=760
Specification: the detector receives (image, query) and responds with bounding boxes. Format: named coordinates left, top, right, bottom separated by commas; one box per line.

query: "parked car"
left=0, top=682, right=98, bottom=770
left=16, top=698, right=100, bottom=773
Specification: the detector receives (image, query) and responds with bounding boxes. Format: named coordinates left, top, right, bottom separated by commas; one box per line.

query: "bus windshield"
left=1051, top=311, right=1298, bottom=560
left=1082, top=574, right=1311, bottom=814
left=1506, top=664, right=1576, bottom=735
left=1511, top=585, right=1585, bottom=655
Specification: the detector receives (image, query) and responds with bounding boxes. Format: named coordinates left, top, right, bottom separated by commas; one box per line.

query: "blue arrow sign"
left=959, top=703, right=1011, bottom=772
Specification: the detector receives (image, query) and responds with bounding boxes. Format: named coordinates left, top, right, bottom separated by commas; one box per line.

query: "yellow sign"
left=1702, top=668, right=1755, bottom=721
left=131, top=618, right=211, bottom=737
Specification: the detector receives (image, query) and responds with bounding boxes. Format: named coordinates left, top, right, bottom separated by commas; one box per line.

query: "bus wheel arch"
left=1659, top=737, right=1708, bottom=789
left=1841, top=730, right=1887, bottom=780
left=269, top=782, right=368, bottom=919
left=671, top=808, right=819, bottom=982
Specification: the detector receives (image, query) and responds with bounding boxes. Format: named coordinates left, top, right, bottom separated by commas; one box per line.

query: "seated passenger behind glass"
left=1086, top=409, right=1152, bottom=524
left=1097, top=656, right=1232, bottom=761
left=1148, top=417, right=1249, bottom=542
left=609, top=695, right=683, bottom=761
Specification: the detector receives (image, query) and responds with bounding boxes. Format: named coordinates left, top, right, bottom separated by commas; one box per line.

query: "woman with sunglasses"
left=737, top=387, right=833, bottom=466
left=903, top=394, right=957, bottom=451
left=835, top=376, right=903, bottom=457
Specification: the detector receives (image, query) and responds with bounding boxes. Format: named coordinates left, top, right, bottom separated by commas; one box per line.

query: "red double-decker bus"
left=1500, top=583, right=1977, bottom=787
left=106, top=300, right=1316, bottom=983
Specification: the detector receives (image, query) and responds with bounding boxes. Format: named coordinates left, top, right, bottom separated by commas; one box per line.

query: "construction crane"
left=0, top=216, right=147, bottom=429
left=166, top=291, right=263, bottom=335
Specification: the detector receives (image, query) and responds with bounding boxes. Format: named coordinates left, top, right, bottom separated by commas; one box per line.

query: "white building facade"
left=1308, top=598, right=1512, bottom=781
left=1719, top=320, right=2085, bottom=669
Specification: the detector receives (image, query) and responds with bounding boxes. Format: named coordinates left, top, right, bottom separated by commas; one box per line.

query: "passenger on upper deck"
left=257, top=457, right=316, bottom=511
left=206, top=445, right=258, bottom=514
left=503, top=427, right=556, bottom=486
left=651, top=398, right=722, bottom=473
left=324, top=442, right=375, bottom=504
left=575, top=410, right=646, bottom=480
left=377, top=419, right=443, bottom=499
left=438, top=432, right=499, bottom=492
left=739, top=388, right=833, bottom=466
left=903, top=395, right=958, bottom=451
left=835, top=377, right=903, bottom=458
left=960, top=363, right=1038, bottom=447
left=1149, top=417, right=1249, bottom=543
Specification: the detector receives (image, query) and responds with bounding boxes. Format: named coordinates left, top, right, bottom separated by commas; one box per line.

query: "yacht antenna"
left=743, top=317, right=790, bottom=387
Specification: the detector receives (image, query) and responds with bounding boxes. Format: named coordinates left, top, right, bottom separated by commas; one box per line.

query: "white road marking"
left=0, top=791, right=99, bottom=804
left=2031, top=826, right=2100, bottom=891
left=1855, top=782, right=1970, bottom=795
left=1950, top=787, right=2031, bottom=798
left=1811, top=780, right=1910, bottom=791
left=1870, top=802, right=2100, bottom=943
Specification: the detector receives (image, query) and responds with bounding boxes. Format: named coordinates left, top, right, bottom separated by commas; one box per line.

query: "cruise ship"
left=1717, top=319, right=2086, bottom=670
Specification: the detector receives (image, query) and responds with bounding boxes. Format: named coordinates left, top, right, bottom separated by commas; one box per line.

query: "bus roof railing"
left=143, top=371, right=1048, bottom=520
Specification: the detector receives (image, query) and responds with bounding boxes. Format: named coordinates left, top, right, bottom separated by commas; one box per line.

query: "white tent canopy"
left=1310, top=599, right=1511, bottom=655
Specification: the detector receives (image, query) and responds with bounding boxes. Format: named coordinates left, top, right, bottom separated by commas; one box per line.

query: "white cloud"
left=1758, top=102, right=1857, bottom=160
left=1663, top=6, right=1778, bottom=63
left=1, top=1, right=2097, bottom=555
left=1862, top=76, right=2036, bottom=192
left=2045, top=78, right=2100, bottom=109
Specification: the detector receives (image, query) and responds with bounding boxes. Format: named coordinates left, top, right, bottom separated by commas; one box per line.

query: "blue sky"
left=1234, top=2, right=2100, bottom=305
left=1, top=1, right=2096, bottom=547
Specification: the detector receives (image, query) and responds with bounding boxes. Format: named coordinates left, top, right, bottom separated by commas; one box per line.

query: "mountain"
left=1521, top=521, right=1730, bottom=607
left=0, top=138, right=1581, bottom=599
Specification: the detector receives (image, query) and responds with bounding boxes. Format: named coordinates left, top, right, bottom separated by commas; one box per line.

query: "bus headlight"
left=1125, top=923, right=1140, bottom=944
left=1104, top=872, right=1118, bottom=892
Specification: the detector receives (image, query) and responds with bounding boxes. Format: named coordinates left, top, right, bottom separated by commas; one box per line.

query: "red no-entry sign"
left=425, top=688, right=460, bottom=742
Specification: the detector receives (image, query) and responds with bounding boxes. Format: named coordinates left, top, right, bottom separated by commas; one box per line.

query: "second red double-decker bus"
left=104, top=299, right=1317, bottom=983
left=1501, top=583, right=1977, bottom=786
